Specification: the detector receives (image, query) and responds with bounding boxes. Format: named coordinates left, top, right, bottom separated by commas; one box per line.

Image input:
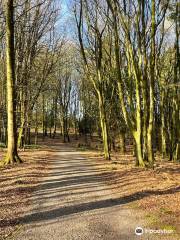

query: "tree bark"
left=119, top=131, right=125, bottom=154
left=98, top=89, right=110, bottom=160
left=3, top=0, right=22, bottom=165
left=147, top=0, right=155, bottom=166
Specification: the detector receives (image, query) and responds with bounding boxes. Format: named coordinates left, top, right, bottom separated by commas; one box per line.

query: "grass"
left=145, top=212, right=177, bottom=235
left=0, top=143, right=41, bottom=150
left=159, top=207, right=173, bottom=214
left=160, top=225, right=176, bottom=231
left=0, top=142, right=6, bottom=149
left=128, top=201, right=139, bottom=209
left=145, top=213, right=159, bottom=225
left=24, top=144, right=40, bottom=149
left=76, top=146, right=87, bottom=151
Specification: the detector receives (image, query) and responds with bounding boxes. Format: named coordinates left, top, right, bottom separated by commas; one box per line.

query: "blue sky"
left=55, top=0, right=76, bottom=39
left=61, top=0, right=69, bottom=15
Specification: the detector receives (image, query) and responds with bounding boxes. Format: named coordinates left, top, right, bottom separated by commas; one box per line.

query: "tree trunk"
left=53, top=97, right=57, bottom=138
left=119, top=131, right=125, bottom=154
left=161, top=90, right=167, bottom=158
left=172, top=0, right=180, bottom=162
left=42, top=94, right=45, bottom=139
left=35, top=107, right=38, bottom=145
left=133, top=131, right=144, bottom=167
left=98, top=90, right=110, bottom=160
left=147, top=0, right=155, bottom=166
left=17, top=94, right=26, bottom=148
left=3, top=0, right=22, bottom=165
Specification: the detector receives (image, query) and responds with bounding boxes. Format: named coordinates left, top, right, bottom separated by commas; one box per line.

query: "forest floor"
left=0, top=135, right=179, bottom=240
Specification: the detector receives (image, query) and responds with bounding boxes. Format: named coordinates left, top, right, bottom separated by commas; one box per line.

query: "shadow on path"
left=1, top=185, right=179, bottom=228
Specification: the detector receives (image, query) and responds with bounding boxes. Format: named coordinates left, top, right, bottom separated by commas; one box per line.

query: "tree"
left=105, top=0, right=169, bottom=167
left=2, top=0, right=22, bottom=164
left=74, top=0, right=111, bottom=159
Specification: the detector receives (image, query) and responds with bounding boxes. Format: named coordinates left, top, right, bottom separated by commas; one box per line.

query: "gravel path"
left=15, top=144, right=172, bottom=240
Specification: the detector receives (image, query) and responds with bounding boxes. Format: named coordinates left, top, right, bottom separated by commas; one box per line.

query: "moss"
left=2, top=153, right=23, bottom=166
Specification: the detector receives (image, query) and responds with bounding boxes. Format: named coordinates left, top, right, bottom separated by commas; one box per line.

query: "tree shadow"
left=1, top=186, right=179, bottom=228
left=1, top=137, right=179, bottom=236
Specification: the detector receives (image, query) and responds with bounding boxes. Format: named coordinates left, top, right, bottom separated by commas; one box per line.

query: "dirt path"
left=15, top=143, right=175, bottom=240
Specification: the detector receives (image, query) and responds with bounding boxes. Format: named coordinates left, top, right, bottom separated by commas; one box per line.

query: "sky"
left=55, top=0, right=76, bottom=39
left=61, top=0, right=70, bottom=16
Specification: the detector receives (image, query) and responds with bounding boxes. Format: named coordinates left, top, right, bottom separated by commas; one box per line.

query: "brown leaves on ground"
left=0, top=148, right=49, bottom=240
left=0, top=136, right=179, bottom=239
left=89, top=151, right=180, bottom=235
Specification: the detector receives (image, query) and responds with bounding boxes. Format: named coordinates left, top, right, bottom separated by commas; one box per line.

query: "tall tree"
left=3, top=0, right=22, bottom=164
left=74, top=0, right=111, bottom=159
left=147, top=0, right=156, bottom=166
